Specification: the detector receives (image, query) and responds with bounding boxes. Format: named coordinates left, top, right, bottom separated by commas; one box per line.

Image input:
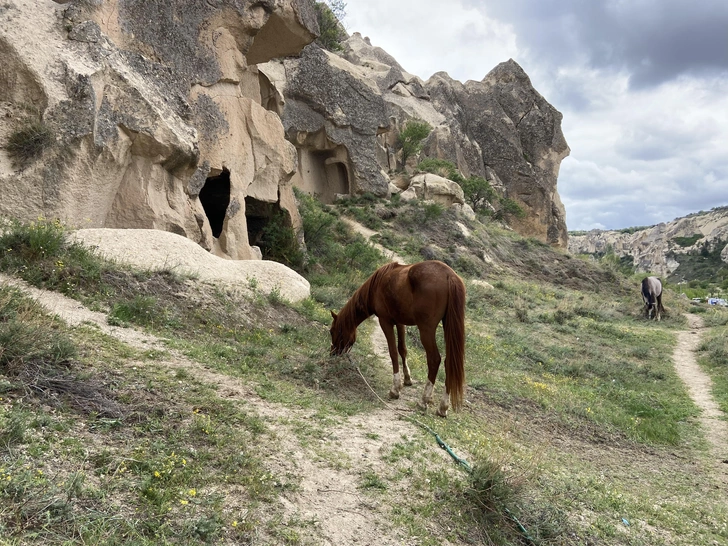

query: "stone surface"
left=264, top=32, right=570, bottom=247
left=0, top=0, right=316, bottom=263
left=71, top=228, right=310, bottom=302
left=407, top=173, right=465, bottom=207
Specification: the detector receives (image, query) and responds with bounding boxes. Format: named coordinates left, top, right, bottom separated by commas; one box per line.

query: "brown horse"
left=641, top=276, right=665, bottom=320
left=330, top=261, right=466, bottom=417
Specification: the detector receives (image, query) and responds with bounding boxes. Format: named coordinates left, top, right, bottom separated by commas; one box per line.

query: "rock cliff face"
left=0, top=0, right=316, bottom=260
left=1, top=2, right=570, bottom=260
left=261, top=33, right=570, bottom=247
left=568, top=208, right=728, bottom=277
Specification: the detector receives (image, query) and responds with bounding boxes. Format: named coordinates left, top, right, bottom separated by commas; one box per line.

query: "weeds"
left=5, top=120, right=54, bottom=165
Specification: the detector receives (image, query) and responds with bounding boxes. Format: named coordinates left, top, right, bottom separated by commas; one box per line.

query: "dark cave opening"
left=245, top=196, right=278, bottom=248
left=199, top=169, right=231, bottom=238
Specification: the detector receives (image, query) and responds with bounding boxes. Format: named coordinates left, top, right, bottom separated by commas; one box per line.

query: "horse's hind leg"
left=397, top=324, right=412, bottom=386
left=417, top=325, right=445, bottom=415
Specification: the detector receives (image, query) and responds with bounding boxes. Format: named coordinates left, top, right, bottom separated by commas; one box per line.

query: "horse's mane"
left=340, top=262, right=400, bottom=329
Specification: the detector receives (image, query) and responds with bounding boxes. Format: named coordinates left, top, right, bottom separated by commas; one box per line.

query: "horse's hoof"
left=388, top=390, right=400, bottom=400
left=404, top=378, right=413, bottom=386
left=436, top=408, right=448, bottom=418
left=416, top=400, right=428, bottom=412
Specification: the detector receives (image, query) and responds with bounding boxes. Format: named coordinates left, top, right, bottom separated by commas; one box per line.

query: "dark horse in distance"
left=641, top=276, right=665, bottom=321
left=329, top=261, right=466, bottom=417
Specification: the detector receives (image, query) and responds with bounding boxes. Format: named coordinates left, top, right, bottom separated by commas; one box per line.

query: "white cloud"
left=340, top=0, right=728, bottom=231
left=345, top=0, right=521, bottom=81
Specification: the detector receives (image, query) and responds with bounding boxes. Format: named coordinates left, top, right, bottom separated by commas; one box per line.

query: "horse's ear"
left=330, top=311, right=338, bottom=320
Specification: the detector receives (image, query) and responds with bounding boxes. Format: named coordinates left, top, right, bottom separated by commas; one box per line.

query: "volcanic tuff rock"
left=262, top=32, right=570, bottom=247
left=0, top=0, right=316, bottom=260
left=568, top=208, right=728, bottom=277
left=2, top=1, right=570, bottom=263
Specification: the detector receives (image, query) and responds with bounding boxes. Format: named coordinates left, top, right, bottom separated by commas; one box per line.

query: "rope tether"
left=354, top=365, right=534, bottom=544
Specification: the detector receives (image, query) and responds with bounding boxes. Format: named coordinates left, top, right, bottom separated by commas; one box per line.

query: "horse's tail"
left=444, top=274, right=466, bottom=411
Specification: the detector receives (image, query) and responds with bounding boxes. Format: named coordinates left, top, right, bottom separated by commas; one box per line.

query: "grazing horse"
left=641, top=276, right=665, bottom=321
left=330, top=261, right=466, bottom=417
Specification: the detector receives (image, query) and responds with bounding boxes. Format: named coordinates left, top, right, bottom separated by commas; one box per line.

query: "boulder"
left=71, top=228, right=310, bottom=302
left=407, top=173, right=465, bottom=207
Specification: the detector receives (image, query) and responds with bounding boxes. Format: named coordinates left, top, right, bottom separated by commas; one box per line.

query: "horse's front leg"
left=396, top=324, right=412, bottom=386
left=379, top=319, right=403, bottom=399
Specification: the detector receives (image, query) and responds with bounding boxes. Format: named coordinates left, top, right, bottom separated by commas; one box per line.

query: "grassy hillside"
left=1, top=203, right=727, bottom=545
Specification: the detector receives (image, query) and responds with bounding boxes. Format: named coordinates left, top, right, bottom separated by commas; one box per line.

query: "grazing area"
left=1, top=201, right=727, bottom=545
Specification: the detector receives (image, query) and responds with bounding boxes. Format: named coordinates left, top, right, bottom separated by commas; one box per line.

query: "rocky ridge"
left=2, top=0, right=570, bottom=270
left=568, top=207, right=728, bottom=278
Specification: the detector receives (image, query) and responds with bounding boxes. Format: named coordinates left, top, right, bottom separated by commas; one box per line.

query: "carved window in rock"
left=200, top=169, right=231, bottom=238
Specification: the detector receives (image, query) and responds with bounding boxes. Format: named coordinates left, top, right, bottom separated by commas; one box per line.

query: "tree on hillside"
left=397, top=120, right=431, bottom=167
left=315, top=0, right=347, bottom=52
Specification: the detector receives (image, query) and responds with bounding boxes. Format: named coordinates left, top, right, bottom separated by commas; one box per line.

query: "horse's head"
left=329, top=311, right=356, bottom=355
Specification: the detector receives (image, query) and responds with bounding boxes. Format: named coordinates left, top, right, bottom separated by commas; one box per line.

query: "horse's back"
left=642, top=276, right=662, bottom=298
left=376, top=261, right=462, bottom=325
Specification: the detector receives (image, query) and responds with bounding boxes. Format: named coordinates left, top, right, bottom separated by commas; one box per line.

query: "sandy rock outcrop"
left=260, top=43, right=391, bottom=202
left=72, top=228, right=310, bottom=302
left=569, top=208, right=728, bottom=277
left=399, top=173, right=465, bottom=207
left=0, top=0, right=316, bottom=261
left=426, top=62, right=570, bottom=247
left=263, top=32, right=570, bottom=247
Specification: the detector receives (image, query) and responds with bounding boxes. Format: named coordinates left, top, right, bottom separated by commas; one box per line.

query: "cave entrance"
left=200, top=169, right=231, bottom=238
left=296, top=148, right=350, bottom=204
left=323, top=159, right=349, bottom=201
left=245, top=196, right=289, bottom=252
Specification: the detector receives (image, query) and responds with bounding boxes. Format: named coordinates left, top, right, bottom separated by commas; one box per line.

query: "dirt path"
left=672, top=314, right=728, bottom=471
left=1, top=273, right=447, bottom=545
left=341, top=218, right=406, bottom=264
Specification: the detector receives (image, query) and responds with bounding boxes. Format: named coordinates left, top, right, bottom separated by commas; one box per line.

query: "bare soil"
left=672, top=314, right=728, bottom=477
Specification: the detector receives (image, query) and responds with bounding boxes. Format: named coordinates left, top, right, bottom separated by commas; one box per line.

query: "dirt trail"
left=0, top=273, right=447, bottom=545
left=672, top=314, right=728, bottom=471
left=341, top=218, right=406, bottom=264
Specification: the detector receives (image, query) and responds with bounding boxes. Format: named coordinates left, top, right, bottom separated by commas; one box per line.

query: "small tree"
left=315, top=1, right=346, bottom=52
left=460, top=176, right=498, bottom=213
left=397, top=120, right=431, bottom=167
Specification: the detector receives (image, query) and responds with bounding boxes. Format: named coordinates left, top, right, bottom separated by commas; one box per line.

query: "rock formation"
left=2, top=1, right=570, bottom=263
left=261, top=32, right=570, bottom=247
left=568, top=207, right=728, bottom=277
left=0, top=0, right=316, bottom=260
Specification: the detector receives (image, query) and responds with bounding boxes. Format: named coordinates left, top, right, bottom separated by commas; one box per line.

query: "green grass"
left=1, top=210, right=727, bottom=545
left=5, top=120, right=54, bottom=165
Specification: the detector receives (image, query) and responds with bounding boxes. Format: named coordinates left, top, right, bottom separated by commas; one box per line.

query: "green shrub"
left=397, top=120, right=431, bottom=166
left=109, top=295, right=159, bottom=327
left=417, top=158, right=460, bottom=180
left=461, top=176, right=498, bottom=213
left=672, top=234, right=703, bottom=248
left=0, top=288, right=77, bottom=372
left=497, top=197, right=526, bottom=219
left=260, top=210, right=304, bottom=270
left=314, top=1, right=346, bottom=52
left=6, top=121, right=54, bottom=165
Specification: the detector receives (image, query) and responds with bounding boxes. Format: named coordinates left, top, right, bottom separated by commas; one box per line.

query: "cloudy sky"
left=342, top=0, right=728, bottom=231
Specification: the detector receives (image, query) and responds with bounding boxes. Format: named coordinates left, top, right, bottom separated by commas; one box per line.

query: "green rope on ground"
left=407, top=416, right=535, bottom=544
left=407, top=416, right=472, bottom=473
left=353, top=366, right=535, bottom=544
